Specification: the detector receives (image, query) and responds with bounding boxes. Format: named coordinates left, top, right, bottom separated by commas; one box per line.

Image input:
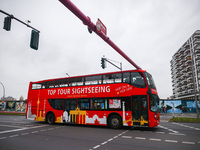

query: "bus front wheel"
left=108, top=115, right=122, bottom=129
left=46, top=113, right=55, bottom=124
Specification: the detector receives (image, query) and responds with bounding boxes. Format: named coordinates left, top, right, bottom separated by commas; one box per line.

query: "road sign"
left=96, top=18, right=107, bottom=35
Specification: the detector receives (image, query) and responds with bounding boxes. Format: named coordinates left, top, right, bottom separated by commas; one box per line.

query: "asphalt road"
left=0, top=115, right=200, bottom=150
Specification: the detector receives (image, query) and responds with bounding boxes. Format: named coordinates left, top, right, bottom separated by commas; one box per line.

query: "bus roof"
left=31, top=69, right=146, bottom=84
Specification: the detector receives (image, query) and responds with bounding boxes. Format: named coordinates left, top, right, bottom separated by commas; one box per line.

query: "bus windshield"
left=145, top=72, right=156, bottom=89
left=150, top=94, right=160, bottom=112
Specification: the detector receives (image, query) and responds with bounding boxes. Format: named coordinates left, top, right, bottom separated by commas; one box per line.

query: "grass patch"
left=169, top=117, right=200, bottom=123
left=0, top=112, right=26, bottom=116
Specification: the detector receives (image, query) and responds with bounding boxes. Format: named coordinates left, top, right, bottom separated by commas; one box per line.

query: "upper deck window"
left=131, top=72, right=146, bottom=88
left=31, top=83, right=42, bottom=89
left=85, top=76, right=102, bottom=85
left=103, top=73, right=122, bottom=84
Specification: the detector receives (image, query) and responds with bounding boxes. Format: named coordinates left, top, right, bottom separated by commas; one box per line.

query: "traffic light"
left=3, top=16, right=11, bottom=31
left=30, top=30, right=39, bottom=50
left=101, top=57, right=106, bottom=69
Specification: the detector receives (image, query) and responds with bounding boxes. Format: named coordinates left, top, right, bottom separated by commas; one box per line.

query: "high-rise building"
left=171, top=30, right=200, bottom=99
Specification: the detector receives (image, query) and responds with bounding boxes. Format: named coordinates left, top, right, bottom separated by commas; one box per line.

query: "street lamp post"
left=171, top=102, right=175, bottom=118
left=189, top=38, right=200, bottom=118
left=0, top=82, right=5, bottom=101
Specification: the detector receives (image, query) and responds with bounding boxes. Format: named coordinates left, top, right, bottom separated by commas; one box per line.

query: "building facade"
left=171, top=30, right=200, bottom=99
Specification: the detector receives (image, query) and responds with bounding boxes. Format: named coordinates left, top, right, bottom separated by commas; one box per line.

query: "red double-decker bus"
left=26, top=70, right=160, bottom=128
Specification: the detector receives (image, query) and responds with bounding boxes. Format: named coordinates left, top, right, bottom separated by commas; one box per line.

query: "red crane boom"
left=59, top=0, right=142, bottom=70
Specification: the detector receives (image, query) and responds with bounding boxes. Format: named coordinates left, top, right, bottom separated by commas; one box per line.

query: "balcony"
left=194, top=38, right=200, bottom=44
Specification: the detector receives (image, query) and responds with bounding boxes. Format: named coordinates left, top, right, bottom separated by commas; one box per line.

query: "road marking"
left=31, top=131, right=39, bottom=134
left=101, top=141, right=107, bottom=145
left=182, top=141, right=195, bottom=145
left=9, top=134, right=19, bottom=138
left=169, top=133, right=185, bottom=136
left=90, top=130, right=129, bottom=150
left=93, top=145, right=100, bottom=149
left=113, top=135, right=118, bottom=139
left=21, top=133, right=29, bottom=136
left=0, top=137, right=7, bottom=140
left=122, top=136, right=132, bottom=139
left=0, top=125, right=48, bottom=134
left=135, top=137, right=146, bottom=140
left=0, top=124, right=24, bottom=128
left=172, top=122, right=200, bottom=131
left=156, top=132, right=165, bottom=134
left=158, top=125, right=179, bottom=133
left=149, top=138, right=161, bottom=141
left=165, top=140, right=178, bottom=143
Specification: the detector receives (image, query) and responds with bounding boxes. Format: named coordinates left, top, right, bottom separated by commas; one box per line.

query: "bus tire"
left=108, top=115, right=122, bottom=129
left=46, top=112, right=55, bottom=124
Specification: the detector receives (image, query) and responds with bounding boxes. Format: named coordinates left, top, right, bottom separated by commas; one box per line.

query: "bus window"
left=78, top=99, right=90, bottom=110
left=85, top=75, right=102, bottom=85
left=131, top=72, right=146, bottom=88
left=103, top=74, right=114, bottom=84
left=48, top=99, right=63, bottom=110
left=91, top=99, right=107, bottom=110
left=109, top=99, right=121, bottom=109
left=63, top=99, right=77, bottom=111
left=31, top=83, right=42, bottom=89
left=113, top=73, right=122, bottom=83
left=123, top=72, right=131, bottom=84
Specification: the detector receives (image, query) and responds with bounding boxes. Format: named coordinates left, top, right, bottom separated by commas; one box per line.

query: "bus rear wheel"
left=108, top=115, right=122, bottom=129
left=46, top=113, right=55, bottom=124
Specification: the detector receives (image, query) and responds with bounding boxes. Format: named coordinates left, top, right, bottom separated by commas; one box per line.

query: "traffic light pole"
left=0, top=9, right=40, bottom=33
left=102, top=57, right=122, bottom=71
left=59, top=0, right=142, bottom=70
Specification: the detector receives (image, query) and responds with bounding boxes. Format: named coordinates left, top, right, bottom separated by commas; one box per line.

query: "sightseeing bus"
left=26, top=70, right=160, bottom=128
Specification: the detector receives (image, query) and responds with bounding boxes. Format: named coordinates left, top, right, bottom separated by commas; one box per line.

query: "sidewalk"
left=160, top=113, right=198, bottom=121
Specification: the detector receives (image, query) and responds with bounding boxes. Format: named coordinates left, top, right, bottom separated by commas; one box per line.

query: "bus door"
left=132, top=96, right=149, bottom=126
left=63, top=99, right=76, bottom=123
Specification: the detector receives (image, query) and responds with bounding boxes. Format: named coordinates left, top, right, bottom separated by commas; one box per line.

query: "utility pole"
left=0, top=82, right=5, bottom=101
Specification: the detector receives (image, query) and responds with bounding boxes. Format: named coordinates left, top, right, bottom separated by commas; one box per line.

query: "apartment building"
left=171, top=30, right=200, bottom=99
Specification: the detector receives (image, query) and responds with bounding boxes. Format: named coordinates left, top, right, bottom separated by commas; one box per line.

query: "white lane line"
left=0, top=125, right=48, bottom=134
left=156, top=132, right=165, bottom=134
left=165, top=140, right=178, bottom=143
left=0, top=137, right=7, bottom=140
left=9, top=134, right=19, bottom=138
left=91, top=130, right=129, bottom=150
left=101, top=141, right=107, bottom=145
left=122, top=136, right=132, bottom=139
left=169, top=133, right=185, bottom=136
left=93, top=145, right=100, bottom=149
left=182, top=141, right=195, bottom=145
left=113, top=135, right=118, bottom=139
left=21, top=133, right=29, bottom=136
left=135, top=137, right=146, bottom=140
left=107, top=138, right=113, bottom=142
left=172, top=122, right=200, bottom=131
left=31, top=131, right=39, bottom=134
left=0, top=124, right=24, bottom=128
left=158, top=125, right=179, bottom=133
left=149, top=138, right=161, bottom=141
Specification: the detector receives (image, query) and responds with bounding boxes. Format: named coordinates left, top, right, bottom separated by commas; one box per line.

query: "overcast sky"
left=0, top=0, right=200, bottom=100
